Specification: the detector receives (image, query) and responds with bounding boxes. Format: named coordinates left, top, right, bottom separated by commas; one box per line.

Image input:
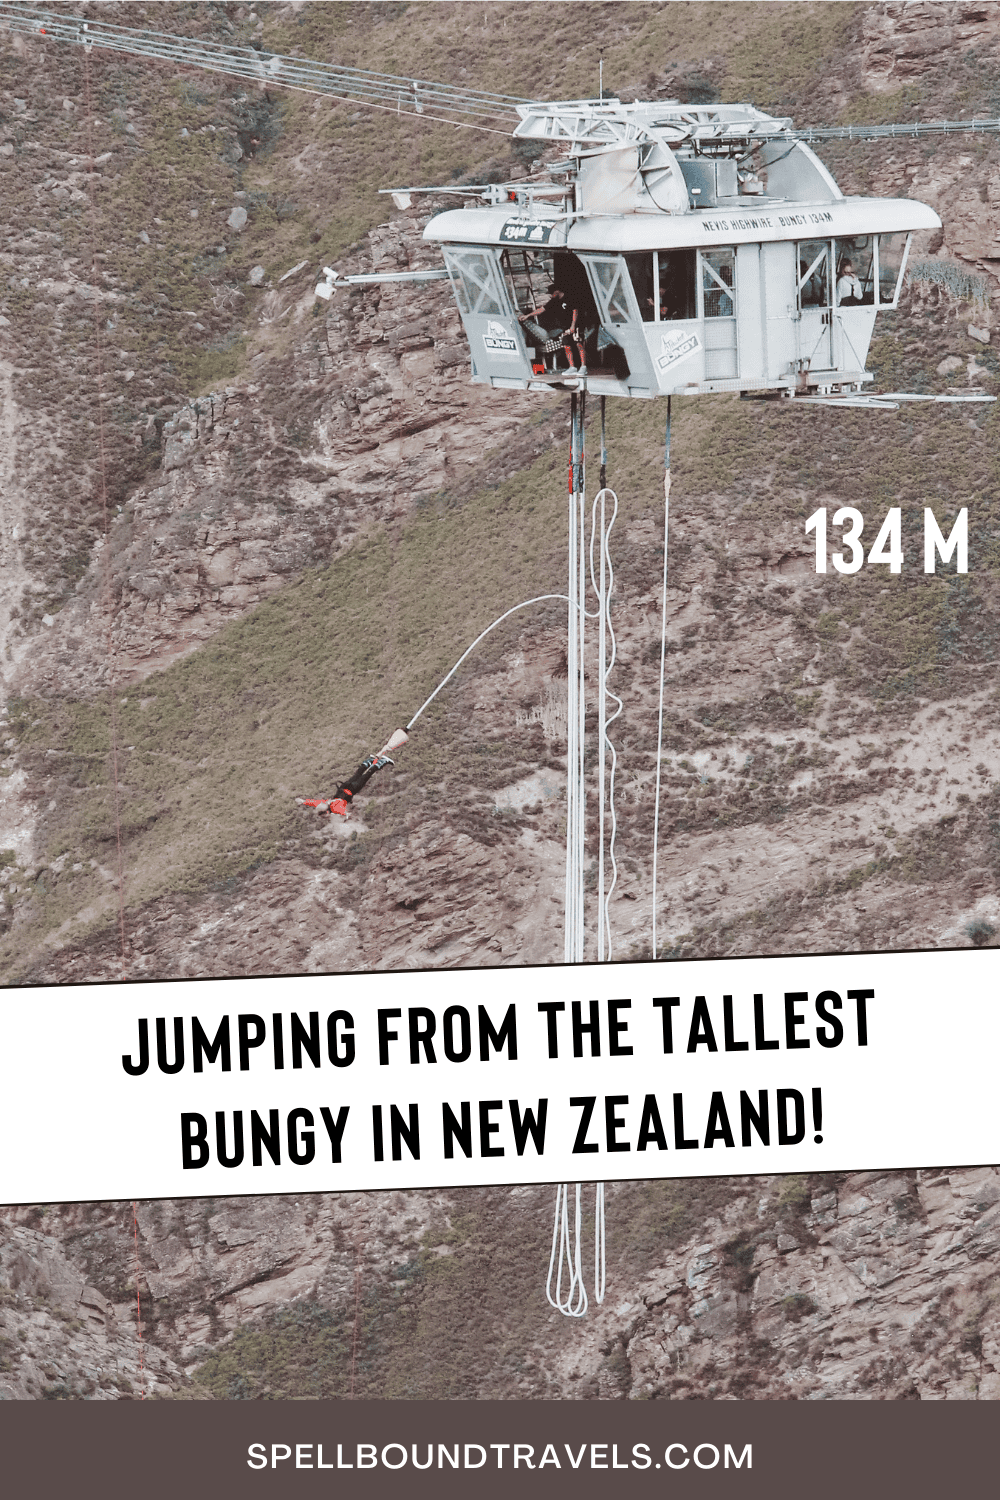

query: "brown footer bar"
left=1, top=1398, right=993, bottom=1497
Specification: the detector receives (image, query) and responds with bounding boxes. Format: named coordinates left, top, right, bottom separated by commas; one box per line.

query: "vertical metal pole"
left=575, top=393, right=587, bottom=963
left=565, top=393, right=578, bottom=963
left=593, top=396, right=608, bottom=1300
left=652, top=396, right=671, bottom=961
left=558, top=394, right=606, bottom=1314
left=596, top=395, right=608, bottom=960
left=596, top=507, right=607, bottom=962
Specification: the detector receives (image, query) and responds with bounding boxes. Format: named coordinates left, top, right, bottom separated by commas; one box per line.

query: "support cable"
left=651, top=398, right=672, bottom=960
left=1, top=3, right=524, bottom=134
left=12, top=8, right=1000, bottom=144
left=564, top=396, right=578, bottom=966
left=575, top=394, right=587, bottom=963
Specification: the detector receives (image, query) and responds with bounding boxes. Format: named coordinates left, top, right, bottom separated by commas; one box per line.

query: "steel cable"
left=0, top=3, right=528, bottom=132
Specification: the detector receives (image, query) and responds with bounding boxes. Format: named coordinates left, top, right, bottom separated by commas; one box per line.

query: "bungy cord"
left=400, top=394, right=616, bottom=1319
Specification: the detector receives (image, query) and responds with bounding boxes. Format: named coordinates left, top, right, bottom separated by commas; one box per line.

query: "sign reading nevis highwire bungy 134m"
left=1, top=949, right=996, bottom=1204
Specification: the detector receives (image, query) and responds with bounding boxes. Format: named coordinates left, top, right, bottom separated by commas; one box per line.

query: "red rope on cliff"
left=132, top=1201, right=146, bottom=1399
left=83, top=44, right=141, bottom=1401
left=349, top=1211, right=363, bottom=1397
left=83, top=47, right=128, bottom=982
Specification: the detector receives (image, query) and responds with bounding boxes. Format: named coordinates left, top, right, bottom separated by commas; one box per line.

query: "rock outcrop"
left=13, top=212, right=548, bottom=695
left=4, top=1168, right=997, bottom=1400
left=860, top=2, right=1000, bottom=92
left=0, top=1216, right=185, bottom=1401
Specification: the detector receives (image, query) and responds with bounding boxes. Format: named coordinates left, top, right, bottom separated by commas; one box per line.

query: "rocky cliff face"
left=860, top=2, right=1000, bottom=95
left=3, top=1166, right=998, bottom=1400
left=2, top=0, right=1000, bottom=1402
left=13, top=211, right=542, bottom=696
left=625, top=1166, right=1000, bottom=1401
left=0, top=1213, right=185, bottom=1400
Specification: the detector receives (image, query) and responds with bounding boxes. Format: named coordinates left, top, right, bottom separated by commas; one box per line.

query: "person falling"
left=296, top=729, right=409, bottom=818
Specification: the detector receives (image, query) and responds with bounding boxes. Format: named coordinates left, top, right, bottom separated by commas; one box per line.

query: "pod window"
left=701, top=248, right=736, bottom=318
left=797, top=240, right=831, bottom=309
left=443, top=246, right=506, bottom=316
left=625, top=251, right=697, bottom=321
left=833, top=237, right=875, bottom=306
left=876, top=233, right=911, bottom=308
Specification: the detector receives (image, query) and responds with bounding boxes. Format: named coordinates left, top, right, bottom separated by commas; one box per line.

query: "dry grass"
left=6, top=351, right=998, bottom=976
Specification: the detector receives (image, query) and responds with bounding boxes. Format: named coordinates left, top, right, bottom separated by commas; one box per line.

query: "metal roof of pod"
left=423, top=197, right=941, bottom=253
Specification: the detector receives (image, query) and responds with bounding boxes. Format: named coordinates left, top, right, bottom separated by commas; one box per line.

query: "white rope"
left=390, top=551, right=605, bottom=1317
left=564, top=456, right=578, bottom=962
left=406, top=595, right=572, bottom=731
left=652, top=405, right=672, bottom=960
left=546, top=1183, right=588, bottom=1317
left=546, top=1182, right=604, bottom=1315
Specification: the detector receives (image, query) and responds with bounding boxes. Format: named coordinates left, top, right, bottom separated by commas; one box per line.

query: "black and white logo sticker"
left=657, top=328, right=701, bottom=372
left=483, top=319, right=520, bottom=359
left=499, top=217, right=558, bottom=244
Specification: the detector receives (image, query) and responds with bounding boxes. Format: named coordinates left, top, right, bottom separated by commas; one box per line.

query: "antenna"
left=599, top=50, right=603, bottom=103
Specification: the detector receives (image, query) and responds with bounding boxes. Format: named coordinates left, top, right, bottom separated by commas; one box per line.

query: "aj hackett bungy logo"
left=482, top=318, right=519, bottom=359
left=657, top=328, right=701, bottom=372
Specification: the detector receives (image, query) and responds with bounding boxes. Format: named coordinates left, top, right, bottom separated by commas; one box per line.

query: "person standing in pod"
left=297, top=729, right=408, bottom=817
left=519, top=282, right=585, bottom=372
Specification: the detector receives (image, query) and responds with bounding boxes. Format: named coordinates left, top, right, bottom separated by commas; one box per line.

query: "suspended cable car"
left=316, top=97, right=990, bottom=409
left=1, top=5, right=989, bottom=404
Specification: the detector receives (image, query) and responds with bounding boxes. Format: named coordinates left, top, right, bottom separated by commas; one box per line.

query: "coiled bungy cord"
left=547, top=1182, right=587, bottom=1317
left=651, top=397, right=672, bottom=960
